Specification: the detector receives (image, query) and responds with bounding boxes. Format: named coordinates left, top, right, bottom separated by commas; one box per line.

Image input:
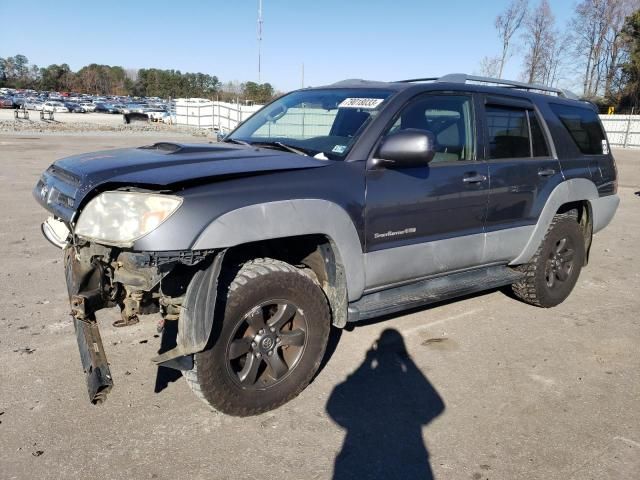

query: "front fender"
left=152, top=250, right=226, bottom=366
left=191, top=199, right=365, bottom=301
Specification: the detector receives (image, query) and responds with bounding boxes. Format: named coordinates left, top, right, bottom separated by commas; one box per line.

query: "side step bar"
left=347, top=265, right=524, bottom=323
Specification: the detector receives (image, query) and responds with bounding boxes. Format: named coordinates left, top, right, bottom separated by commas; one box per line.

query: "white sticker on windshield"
left=332, top=145, right=347, bottom=154
left=338, top=98, right=384, bottom=109
left=602, top=139, right=609, bottom=155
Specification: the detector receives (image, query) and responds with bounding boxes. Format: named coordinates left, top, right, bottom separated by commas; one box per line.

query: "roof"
left=324, top=73, right=583, bottom=103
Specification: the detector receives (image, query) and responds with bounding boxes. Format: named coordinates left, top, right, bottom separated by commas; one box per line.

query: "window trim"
left=368, top=91, right=478, bottom=168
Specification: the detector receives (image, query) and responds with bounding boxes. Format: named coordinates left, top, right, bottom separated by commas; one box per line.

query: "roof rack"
left=397, top=73, right=579, bottom=100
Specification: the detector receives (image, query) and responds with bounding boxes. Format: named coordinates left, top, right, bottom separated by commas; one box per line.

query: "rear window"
left=486, top=106, right=549, bottom=159
left=549, top=103, right=606, bottom=155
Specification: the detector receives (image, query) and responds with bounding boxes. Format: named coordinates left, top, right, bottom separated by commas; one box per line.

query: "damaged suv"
left=34, top=74, right=619, bottom=416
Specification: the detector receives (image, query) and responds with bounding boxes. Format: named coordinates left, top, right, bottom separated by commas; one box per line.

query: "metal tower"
left=257, top=0, right=263, bottom=83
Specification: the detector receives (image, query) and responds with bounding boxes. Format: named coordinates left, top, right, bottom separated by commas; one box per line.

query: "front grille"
left=50, top=188, right=75, bottom=208
left=35, top=167, right=81, bottom=222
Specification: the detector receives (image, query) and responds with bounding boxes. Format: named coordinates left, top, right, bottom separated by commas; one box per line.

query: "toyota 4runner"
left=34, top=74, right=619, bottom=416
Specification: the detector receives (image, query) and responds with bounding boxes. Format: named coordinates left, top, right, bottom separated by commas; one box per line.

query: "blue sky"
left=0, top=0, right=576, bottom=92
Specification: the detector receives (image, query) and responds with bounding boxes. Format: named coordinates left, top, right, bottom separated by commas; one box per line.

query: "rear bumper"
left=591, top=194, right=620, bottom=233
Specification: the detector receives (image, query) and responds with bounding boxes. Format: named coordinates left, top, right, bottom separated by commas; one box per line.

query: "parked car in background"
left=94, top=102, right=118, bottom=114
left=0, top=96, right=14, bottom=108
left=11, top=96, right=26, bottom=109
left=64, top=102, right=87, bottom=113
left=24, top=99, right=45, bottom=110
left=80, top=102, right=96, bottom=112
left=42, top=101, right=69, bottom=113
left=123, top=103, right=147, bottom=114
left=113, top=104, right=128, bottom=114
left=146, top=108, right=168, bottom=121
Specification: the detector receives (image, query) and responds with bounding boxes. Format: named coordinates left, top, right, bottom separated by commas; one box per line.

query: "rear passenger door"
left=480, top=95, right=563, bottom=262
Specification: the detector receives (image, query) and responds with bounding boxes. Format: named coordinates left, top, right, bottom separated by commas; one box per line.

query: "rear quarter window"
left=549, top=103, right=606, bottom=155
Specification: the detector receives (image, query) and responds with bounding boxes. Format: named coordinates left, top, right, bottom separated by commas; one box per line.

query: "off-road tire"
left=184, top=258, right=331, bottom=416
left=512, top=215, right=585, bottom=308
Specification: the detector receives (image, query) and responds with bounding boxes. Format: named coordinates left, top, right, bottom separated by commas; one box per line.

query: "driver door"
left=364, top=93, right=489, bottom=290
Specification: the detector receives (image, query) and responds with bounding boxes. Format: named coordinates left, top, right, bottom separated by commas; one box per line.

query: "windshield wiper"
left=223, top=138, right=251, bottom=146
left=250, top=141, right=310, bottom=156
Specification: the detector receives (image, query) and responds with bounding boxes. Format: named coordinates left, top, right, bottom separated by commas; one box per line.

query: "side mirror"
left=373, top=129, right=436, bottom=169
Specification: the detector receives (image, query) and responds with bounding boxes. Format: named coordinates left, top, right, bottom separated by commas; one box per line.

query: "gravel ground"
left=0, top=135, right=639, bottom=480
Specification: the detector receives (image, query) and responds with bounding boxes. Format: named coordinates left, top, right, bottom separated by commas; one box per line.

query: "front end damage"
left=64, top=239, right=224, bottom=404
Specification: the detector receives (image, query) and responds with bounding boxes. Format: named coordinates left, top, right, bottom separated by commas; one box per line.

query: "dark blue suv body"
left=34, top=74, right=619, bottom=415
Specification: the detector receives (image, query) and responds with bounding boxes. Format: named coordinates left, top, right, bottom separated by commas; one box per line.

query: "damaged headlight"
left=75, top=191, right=182, bottom=246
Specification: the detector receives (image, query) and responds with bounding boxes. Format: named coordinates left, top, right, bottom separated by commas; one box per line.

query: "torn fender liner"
left=74, top=315, right=113, bottom=404
left=152, top=249, right=226, bottom=366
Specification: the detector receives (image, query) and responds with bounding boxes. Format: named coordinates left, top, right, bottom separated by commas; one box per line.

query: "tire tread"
left=512, top=214, right=583, bottom=308
left=184, top=257, right=330, bottom=416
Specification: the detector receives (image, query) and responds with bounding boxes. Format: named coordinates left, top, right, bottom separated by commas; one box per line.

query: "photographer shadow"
left=326, top=328, right=445, bottom=480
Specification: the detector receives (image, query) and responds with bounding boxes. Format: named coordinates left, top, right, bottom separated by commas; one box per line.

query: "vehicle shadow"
left=326, top=328, right=445, bottom=480
left=154, top=319, right=183, bottom=393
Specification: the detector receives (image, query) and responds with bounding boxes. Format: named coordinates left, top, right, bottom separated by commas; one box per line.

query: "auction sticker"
left=332, top=145, right=347, bottom=154
left=338, top=98, right=384, bottom=109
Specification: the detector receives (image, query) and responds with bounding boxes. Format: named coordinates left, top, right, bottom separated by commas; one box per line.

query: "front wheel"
left=184, top=258, right=331, bottom=416
left=512, top=215, right=586, bottom=307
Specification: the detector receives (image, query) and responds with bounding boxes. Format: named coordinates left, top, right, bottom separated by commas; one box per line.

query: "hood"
left=34, top=142, right=330, bottom=222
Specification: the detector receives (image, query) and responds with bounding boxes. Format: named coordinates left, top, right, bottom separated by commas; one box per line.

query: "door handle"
left=538, top=168, right=556, bottom=177
left=463, top=173, right=487, bottom=184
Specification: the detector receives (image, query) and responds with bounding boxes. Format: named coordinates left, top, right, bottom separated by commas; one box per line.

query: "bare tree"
left=478, top=55, right=502, bottom=77
left=541, top=31, right=573, bottom=87
left=522, top=0, right=556, bottom=84
left=495, top=0, right=529, bottom=78
left=603, top=0, right=639, bottom=98
left=572, top=0, right=639, bottom=97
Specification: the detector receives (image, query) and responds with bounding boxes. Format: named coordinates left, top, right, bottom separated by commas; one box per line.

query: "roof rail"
left=397, top=73, right=579, bottom=99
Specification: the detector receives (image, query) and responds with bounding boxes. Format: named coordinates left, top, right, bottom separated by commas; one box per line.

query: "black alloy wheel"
left=226, top=300, right=308, bottom=389
left=544, top=236, right=576, bottom=289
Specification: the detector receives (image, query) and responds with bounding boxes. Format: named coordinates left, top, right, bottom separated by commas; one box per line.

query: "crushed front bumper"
left=65, top=245, right=118, bottom=404
left=61, top=241, right=224, bottom=405
left=73, top=315, right=113, bottom=404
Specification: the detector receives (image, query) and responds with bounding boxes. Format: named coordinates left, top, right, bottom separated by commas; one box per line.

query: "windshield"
left=228, top=88, right=393, bottom=159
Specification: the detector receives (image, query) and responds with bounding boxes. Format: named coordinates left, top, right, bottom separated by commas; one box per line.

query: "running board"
left=347, top=265, right=524, bottom=323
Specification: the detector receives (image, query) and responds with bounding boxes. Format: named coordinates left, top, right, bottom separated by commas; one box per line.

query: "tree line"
left=480, top=0, right=640, bottom=111
left=0, top=56, right=276, bottom=103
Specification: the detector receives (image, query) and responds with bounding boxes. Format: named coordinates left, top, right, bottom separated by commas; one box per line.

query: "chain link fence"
left=173, top=99, right=262, bottom=135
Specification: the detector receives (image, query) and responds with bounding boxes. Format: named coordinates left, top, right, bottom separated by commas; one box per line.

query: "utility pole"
left=257, top=0, right=263, bottom=83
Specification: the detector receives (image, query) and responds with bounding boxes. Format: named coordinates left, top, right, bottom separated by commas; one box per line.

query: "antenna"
left=257, top=0, right=263, bottom=83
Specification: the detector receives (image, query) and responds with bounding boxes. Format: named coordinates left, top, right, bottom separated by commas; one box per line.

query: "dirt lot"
left=0, top=134, right=639, bottom=480
left=0, top=109, right=202, bottom=136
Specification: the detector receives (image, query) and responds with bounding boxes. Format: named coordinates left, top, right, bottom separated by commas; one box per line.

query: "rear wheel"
left=512, top=215, right=585, bottom=307
left=184, top=258, right=331, bottom=416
